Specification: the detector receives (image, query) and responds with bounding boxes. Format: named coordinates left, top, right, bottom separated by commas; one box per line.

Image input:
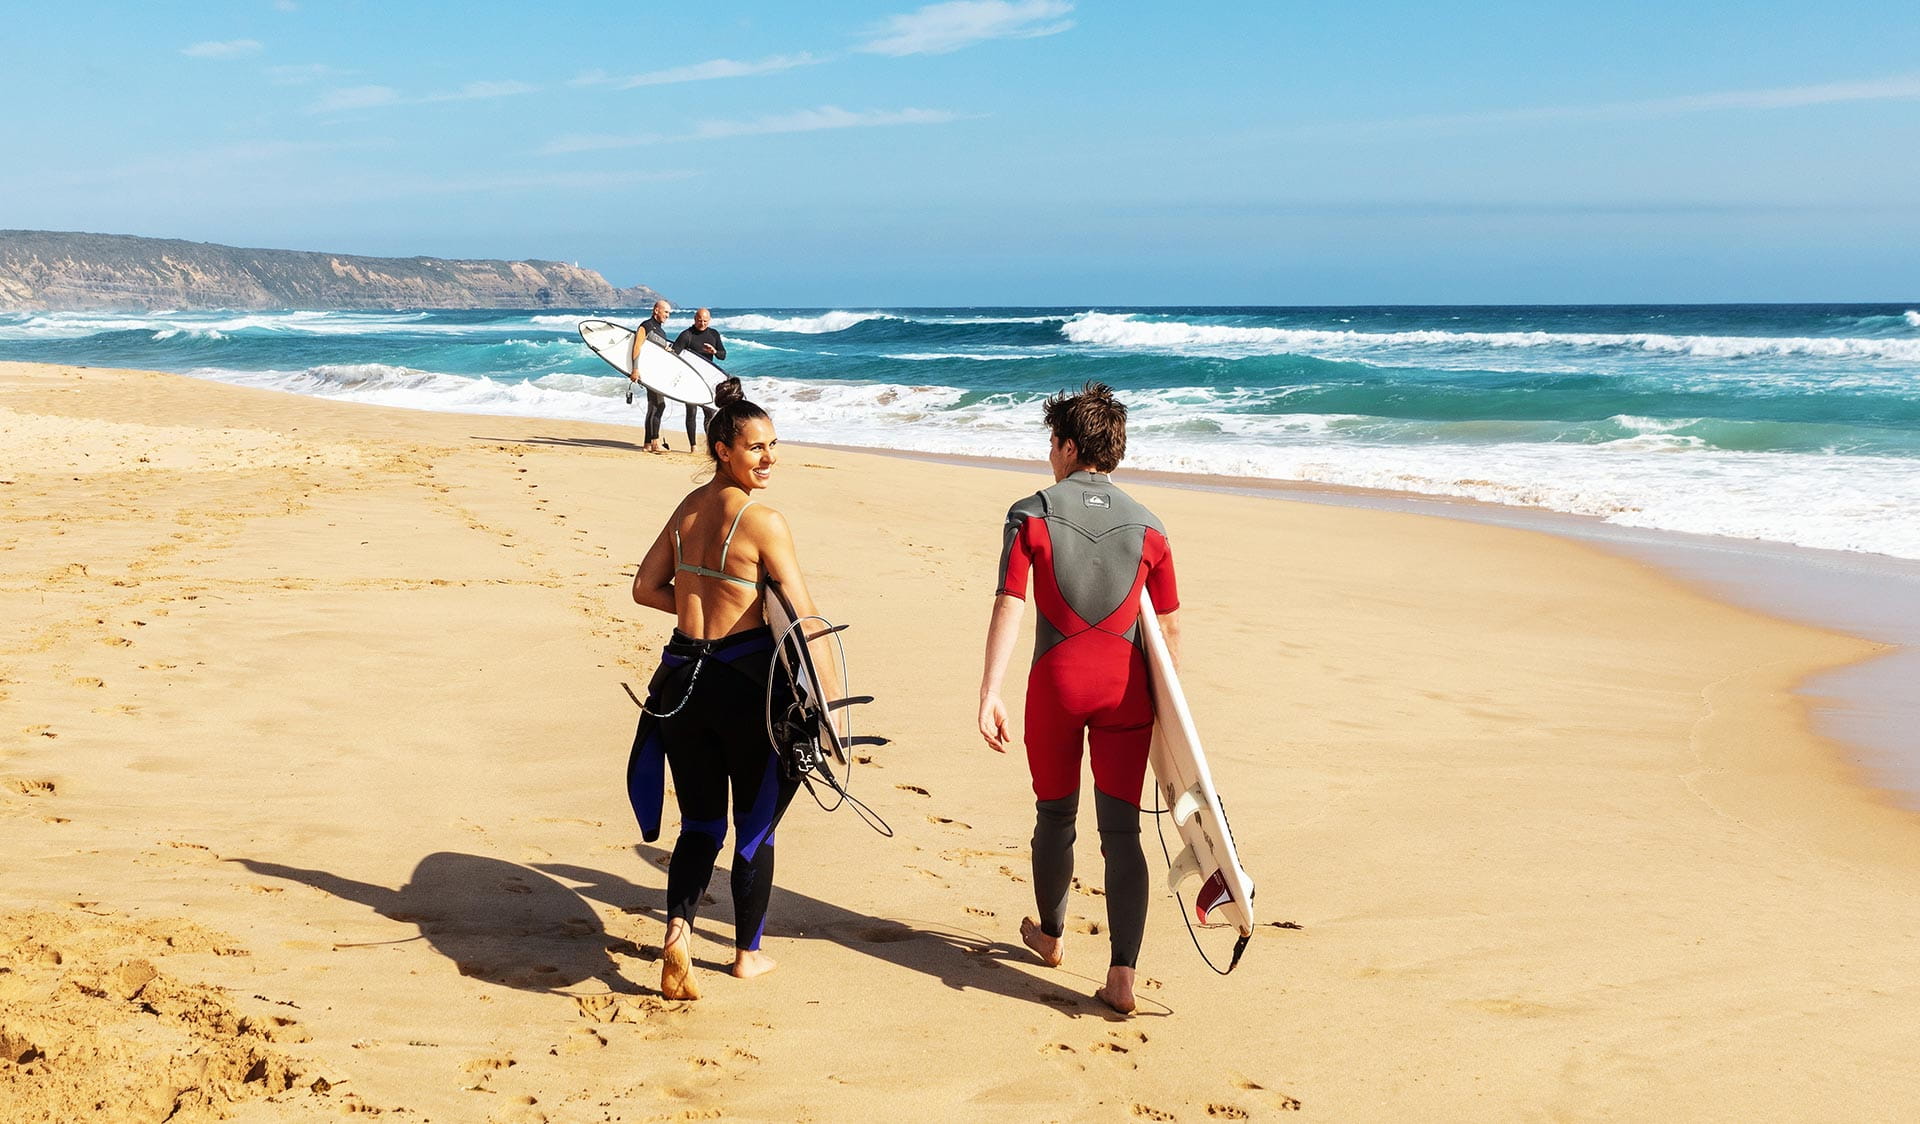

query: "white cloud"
left=311, top=85, right=402, bottom=113
left=858, top=0, right=1072, bottom=56
left=543, top=105, right=969, bottom=154
left=309, top=80, right=537, bottom=113
left=423, top=80, right=540, bottom=102
left=332, top=168, right=701, bottom=201
left=182, top=39, right=264, bottom=59
left=609, top=53, right=825, bottom=89
left=1332, top=73, right=1920, bottom=134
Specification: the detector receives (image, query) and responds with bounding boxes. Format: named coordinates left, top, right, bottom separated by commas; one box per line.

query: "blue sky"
left=2, top=1, right=1916, bottom=304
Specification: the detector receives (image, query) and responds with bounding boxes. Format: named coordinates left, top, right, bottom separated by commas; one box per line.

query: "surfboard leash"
left=765, top=613, right=894, bottom=838
left=1150, top=785, right=1251, bottom=976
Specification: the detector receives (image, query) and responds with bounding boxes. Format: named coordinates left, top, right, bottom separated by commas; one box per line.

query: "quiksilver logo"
left=1084, top=493, right=1111, bottom=508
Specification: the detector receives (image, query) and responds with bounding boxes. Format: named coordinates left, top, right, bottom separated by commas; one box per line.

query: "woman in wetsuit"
left=627, top=377, right=831, bottom=999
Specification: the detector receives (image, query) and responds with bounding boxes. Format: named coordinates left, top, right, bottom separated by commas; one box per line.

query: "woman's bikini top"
left=673, top=500, right=762, bottom=590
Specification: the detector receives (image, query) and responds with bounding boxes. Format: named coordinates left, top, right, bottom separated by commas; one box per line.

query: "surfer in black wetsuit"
left=630, top=298, right=672, bottom=453
left=671, top=308, right=727, bottom=451
left=977, top=381, right=1180, bottom=1016
left=626, top=378, right=835, bottom=999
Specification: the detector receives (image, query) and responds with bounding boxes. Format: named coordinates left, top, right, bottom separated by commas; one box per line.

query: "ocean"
left=3, top=304, right=1917, bottom=560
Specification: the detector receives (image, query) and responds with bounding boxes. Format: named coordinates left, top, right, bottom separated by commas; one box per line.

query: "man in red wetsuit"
left=978, top=381, right=1180, bottom=1015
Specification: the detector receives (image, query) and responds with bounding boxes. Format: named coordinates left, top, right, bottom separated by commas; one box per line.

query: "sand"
left=2, top=360, right=1918, bottom=1123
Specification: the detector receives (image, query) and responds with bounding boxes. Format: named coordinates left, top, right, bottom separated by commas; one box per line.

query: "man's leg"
left=1094, top=788, right=1148, bottom=969
left=1028, top=791, right=1077, bottom=962
left=644, top=391, right=666, bottom=451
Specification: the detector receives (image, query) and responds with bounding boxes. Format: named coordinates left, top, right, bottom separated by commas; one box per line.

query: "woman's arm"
left=631, top=518, right=678, bottom=614
left=754, top=507, right=844, bottom=702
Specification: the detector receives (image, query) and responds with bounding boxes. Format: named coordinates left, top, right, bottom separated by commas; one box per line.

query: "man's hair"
left=1042, top=381, right=1127, bottom=473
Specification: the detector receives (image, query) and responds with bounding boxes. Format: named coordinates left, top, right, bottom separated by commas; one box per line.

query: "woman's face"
left=718, top=416, right=778, bottom=490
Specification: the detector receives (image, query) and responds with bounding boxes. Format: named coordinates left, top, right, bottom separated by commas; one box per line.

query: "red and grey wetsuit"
left=997, top=470, right=1179, bottom=806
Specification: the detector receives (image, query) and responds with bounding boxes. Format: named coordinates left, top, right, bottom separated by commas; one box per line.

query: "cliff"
left=0, top=230, right=661, bottom=311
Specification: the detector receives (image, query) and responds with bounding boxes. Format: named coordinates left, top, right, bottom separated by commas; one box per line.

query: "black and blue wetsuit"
left=627, top=502, right=798, bottom=952
left=628, top=627, right=799, bottom=951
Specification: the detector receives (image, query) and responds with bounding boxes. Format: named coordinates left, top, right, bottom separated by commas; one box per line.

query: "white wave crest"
left=1608, top=415, right=1703, bottom=435
left=1906, top=310, right=1920, bottom=329
left=712, top=311, right=897, bottom=334
left=1061, top=312, right=1920, bottom=362
left=882, top=351, right=1049, bottom=361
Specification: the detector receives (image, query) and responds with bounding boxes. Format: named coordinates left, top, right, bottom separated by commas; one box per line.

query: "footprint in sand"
left=8, top=779, right=57, bottom=797
left=555, top=1027, right=607, bottom=1055
left=463, top=1055, right=516, bottom=1074
left=1131, top=1105, right=1174, bottom=1121
left=964, top=906, right=996, bottom=918
left=1207, top=1104, right=1252, bottom=1119
left=928, top=815, right=972, bottom=829
left=895, top=784, right=930, bottom=797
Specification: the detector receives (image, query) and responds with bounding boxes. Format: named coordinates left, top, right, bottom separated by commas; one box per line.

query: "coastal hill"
left=0, top=230, right=660, bottom=311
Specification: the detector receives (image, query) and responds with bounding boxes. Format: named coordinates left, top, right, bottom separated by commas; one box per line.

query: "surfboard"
left=676, top=346, right=727, bottom=388
left=763, top=577, right=856, bottom=767
left=1138, top=588, right=1256, bottom=940
left=578, top=318, right=721, bottom=406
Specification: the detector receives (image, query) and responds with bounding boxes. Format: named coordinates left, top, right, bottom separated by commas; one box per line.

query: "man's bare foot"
left=731, top=949, right=777, bottom=980
left=660, top=921, right=700, bottom=1000
left=644, top=441, right=662, bottom=454
left=1020, top=916, right=1064, bottom=967
left=1095, top=965, right=1136, bottom=1015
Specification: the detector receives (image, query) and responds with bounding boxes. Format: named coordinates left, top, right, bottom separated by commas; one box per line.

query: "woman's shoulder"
left=738, top=496, right=787, bottom=526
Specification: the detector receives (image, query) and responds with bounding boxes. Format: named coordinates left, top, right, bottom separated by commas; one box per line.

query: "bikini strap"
left=717, top=500, right=756, bottom=570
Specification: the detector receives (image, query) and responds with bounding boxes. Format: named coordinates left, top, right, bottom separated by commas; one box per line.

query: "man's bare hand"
left=979, top=694, right=1011, bottom=753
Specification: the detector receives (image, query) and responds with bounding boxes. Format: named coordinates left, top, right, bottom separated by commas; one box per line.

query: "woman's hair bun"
left=712, top=377, right=745, bottom=408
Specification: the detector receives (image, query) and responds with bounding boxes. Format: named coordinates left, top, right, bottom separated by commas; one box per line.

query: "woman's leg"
left=661, top=720, right=728, bottom=998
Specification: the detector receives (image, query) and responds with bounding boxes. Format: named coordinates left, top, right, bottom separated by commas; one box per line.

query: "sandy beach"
left=4, top=360, right=1919, bottom=1122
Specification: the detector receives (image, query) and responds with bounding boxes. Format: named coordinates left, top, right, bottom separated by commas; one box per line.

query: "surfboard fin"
left=825, top=695, right=875, bottom=711
left=1170, top=784, right=1205, bottom=826
left=1166, top=844, right=1201, bottom=892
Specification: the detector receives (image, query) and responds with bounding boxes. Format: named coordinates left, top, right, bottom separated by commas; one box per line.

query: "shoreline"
left=810, top=441, right=1920, bottom=811
left=7, top=360, right=1920, bottom=1120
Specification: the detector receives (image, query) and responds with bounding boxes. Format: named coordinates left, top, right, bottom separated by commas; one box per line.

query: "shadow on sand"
left=468, top=434, right=648, bottom=452
left=231, top=847, right=1156, bottom=1016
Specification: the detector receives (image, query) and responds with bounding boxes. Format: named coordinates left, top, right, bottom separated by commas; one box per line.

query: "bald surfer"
left=628, top=298, right=673, bottom=453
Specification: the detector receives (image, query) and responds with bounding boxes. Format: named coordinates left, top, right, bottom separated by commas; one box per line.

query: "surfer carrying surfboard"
left=977, top=381, right=1181, bottom=1015
left=625, top=378, right=836, bottom=999
left=670, top=308, right=727, bottom=448
left=629, top=298, right=673, bottom=453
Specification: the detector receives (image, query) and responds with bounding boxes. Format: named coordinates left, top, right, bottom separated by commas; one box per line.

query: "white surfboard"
left=578, top=318, right=721, bottom=406
left=1139, top=588, right=1256, bottom=938
left=676, top=346, right=728, bottom=389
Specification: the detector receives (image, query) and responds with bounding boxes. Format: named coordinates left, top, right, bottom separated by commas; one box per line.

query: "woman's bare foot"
left=1095, top=966, right=1136, bottom=1015
left=660, top=920, right=700, bottom=1000
left=731, top=949, right=777, bottom=980
left=1020, top=916, right=1064, bottom=967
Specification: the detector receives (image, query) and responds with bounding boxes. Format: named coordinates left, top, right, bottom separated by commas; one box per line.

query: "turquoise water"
left=4, top=304, right=1916, bottom=557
